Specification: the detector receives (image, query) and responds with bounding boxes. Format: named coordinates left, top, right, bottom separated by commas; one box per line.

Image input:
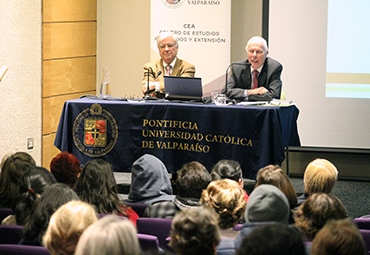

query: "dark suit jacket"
left=221, top=57, right=282, bottom=101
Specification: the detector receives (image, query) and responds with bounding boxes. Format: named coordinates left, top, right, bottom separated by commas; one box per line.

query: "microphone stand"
left=144, top=67, right=159, bottom=100
left=224, top=62, right=251, bottom=97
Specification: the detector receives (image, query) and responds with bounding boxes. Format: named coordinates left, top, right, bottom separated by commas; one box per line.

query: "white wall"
left=0, top=1, right=42, bottom=164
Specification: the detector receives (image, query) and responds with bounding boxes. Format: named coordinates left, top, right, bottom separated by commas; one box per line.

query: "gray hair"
left=156, top=32, right=179, bottom=48
left=245, top=36, right=268, bottom=53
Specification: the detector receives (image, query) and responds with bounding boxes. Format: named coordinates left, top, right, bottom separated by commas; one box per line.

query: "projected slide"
left=326, top=0, right=370, bottom=99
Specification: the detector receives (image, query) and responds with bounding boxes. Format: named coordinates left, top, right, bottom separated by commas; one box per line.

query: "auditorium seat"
left=126, top=203, right=149, bottom=217
left=0, top=208, right=13, bottom=223
left=137, top=233, right=160, bottom=254
left=355, top=217, right=370, bottom=230
left=359, top=229, right=370, bottom=254
left=137, top=218, right=172, bottom=250
left=0, top=244, right=51, bottom=255
left=0, top=225, right=24, bottom=244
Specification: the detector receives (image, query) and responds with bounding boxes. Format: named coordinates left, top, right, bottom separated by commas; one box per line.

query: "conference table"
left=54, top=97, right=300, bottom=179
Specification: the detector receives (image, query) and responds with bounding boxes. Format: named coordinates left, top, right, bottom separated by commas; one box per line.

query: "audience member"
left=4, top=166, right=57, bottom=225
left=0, top=151, right=36, bottom=208
left=144, top=161, right=211, bottom=218
left=234, top=184, right=290, bottom=249
left=126, top=154, right=175, bottom=204
left=235, top=223, right=306, bottom=255
left=200, top=179, right=246, bottom=255
left=311, top=218, right=366, bottom=255
left=297, top=158, right=338, bottom=207
left=74, top=159, right=138, bottom=225
left=221, top=36, right=282, bottom=101
left=74, top=215, right=141, bottom=255
left=142, top=32, right=195, bottom=98
left=50, top=151, right=82, bottom=188
left=293, top=192, right=347, bottom=241
left=169, top=207, right=220, bottom=255
left=211, top=159, right=249, bottom=202
left=43, top=201, right=98, bottom=255
left=21, top=183, right=79, bottom=245
left=255, top=165, right=297, bottom=222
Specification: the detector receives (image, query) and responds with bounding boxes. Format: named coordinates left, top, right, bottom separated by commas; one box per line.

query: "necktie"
left=165, top=65, right=172, bottom=76
left=252, top=70, right=259, bottom=89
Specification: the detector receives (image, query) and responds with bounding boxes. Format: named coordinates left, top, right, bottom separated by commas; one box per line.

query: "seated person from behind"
left=142, top=32, right=196, bottom=98
left=221, top=36, right=282, bottom=101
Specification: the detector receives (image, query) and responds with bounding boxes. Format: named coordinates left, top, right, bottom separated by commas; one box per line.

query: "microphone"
left=144, top=68, right=162, bottom=100
left=224, top=62, right=251, bottom=97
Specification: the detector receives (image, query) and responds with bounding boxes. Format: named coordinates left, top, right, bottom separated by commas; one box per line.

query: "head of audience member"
left=175, top=161, right=211, bottom=199
left=303, top=158, right=338, bottom=195
left=293, top=193, right=347, bottom=240
left=156, top=32, right=179, bottom=65
left=75, top=159, right=130, bottom=217
left=236, top=223, right=306, bottom=255
left=127, top=154, right=174, bottom=204
left=22, top=183, right=79, bottom=245
left=169, top=207, right=220, bottom=255
left=74, top=215, right=141, bottom=255
left=200, top=179, right=246, bottom=229
left=245, top=36, right=269, bottom=70
left=14, top=166, right=57, bottom=225
left=0, top=151, right=36, bottom=207
left=43, top=201, right=98, bottom=255
left=311, top=219, right=366, bottom=255
left=50, top=151, right=81, bottom=188
left=245, top=184, right=290, bottom=224
left=255, top=165, right=297, bottom=211
left=211, top=159, right=244, bottom=187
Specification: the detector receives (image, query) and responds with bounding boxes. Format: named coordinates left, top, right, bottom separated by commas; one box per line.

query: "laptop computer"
left=164, top=76, right=203, bottom=101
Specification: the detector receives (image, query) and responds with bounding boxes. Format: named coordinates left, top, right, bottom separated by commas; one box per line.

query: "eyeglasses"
left=159, top=43, right=176, bottom=49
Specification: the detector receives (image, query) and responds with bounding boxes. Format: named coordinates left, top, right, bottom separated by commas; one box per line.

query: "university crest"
left=72, top=104, right=118, bottom=157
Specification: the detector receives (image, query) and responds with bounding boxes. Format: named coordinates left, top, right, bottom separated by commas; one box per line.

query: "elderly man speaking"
left=142, top=32, right=196, bottom=98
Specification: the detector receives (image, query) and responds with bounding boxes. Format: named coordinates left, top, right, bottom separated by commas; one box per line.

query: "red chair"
left=0, top=244, right=51, bottom=255
left=137, top=218, right=172, bottom=250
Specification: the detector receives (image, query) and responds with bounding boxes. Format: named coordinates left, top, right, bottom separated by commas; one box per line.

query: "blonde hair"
left=74, top=215, right=141, bottom=255
left=43, top=201, right=98, bottom=255
left=200, top=179, right=246, bottom=229
left=304, top=159, right=338, bottom=194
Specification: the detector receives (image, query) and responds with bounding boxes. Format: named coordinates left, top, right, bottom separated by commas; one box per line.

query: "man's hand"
left=247, top=87, right=268, bottom=96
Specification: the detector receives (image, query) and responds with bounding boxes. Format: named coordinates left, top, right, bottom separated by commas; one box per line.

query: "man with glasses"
left=222, top=36, right=283, bottom=101
left=142, top=32, right=195, bottom=98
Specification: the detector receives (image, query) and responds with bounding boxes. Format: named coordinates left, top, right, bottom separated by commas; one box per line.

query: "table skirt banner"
left=54, top=98, right=300, bottom=179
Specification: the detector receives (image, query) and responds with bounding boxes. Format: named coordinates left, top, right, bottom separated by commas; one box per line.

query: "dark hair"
left=169, top=207, right=220, bottom=255
left=210, top=159, right=242, bottom=182
left=236, top=223, right=306, bottom=255
left=50, top=151, right=81, bottom=188
left=175, top=161, right=211, bottom=199
left=255, top=165, right=297, bottom=210
left=22, top=183, right=79, bottom=244
left=75, top=159, right=128, bottom=216
left=14, top=166, right=57, bottom=225
left=0, top=152, right=36, bottom=207
left=293, top=193, right=347, bottom=240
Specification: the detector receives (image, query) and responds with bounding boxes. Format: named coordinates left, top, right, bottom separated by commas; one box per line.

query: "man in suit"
left=142, top=32, right=195, bottom=98
left=222, top=36, right=282, bottom=101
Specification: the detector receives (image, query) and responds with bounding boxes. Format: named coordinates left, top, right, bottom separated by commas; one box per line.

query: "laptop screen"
left=164, top=76, right=203, bottom=100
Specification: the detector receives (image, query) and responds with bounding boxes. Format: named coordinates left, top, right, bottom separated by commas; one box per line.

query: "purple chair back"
left=359, top=229, right=370, bottom=254
left=126, top=203, right=149, bottom=217
left=355, top=218, right=370, bottom=230
left=137, top=218, right=172, bottom=250
left=0, top=208, right=14, bottom=222
left=137, top=233, right=160, bottom=254
left=0, top=225, right=24, bottom=244
left=233, top=224, right=243, bottom=231
left=0, top=244, right=51, bottom=255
